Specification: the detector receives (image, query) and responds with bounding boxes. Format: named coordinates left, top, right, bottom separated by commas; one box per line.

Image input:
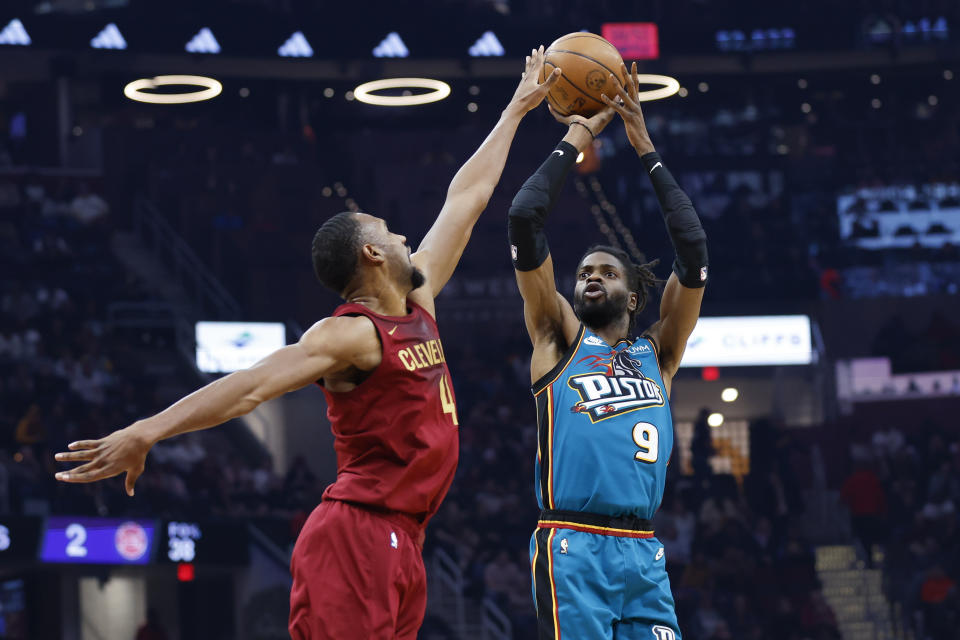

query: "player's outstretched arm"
left=604, top=62, right=707, bottom=381
left=509, top=106, right=615, bottom=378
left=413, top=47, right=561, bottom=298
left=54, top=315, right=378, bottom=495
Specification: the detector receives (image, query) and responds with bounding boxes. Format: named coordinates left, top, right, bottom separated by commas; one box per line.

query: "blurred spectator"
left=840, top=457, right=887, bottom=566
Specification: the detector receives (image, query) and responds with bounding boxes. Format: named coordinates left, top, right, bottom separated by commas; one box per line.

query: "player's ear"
left=360, top=242, right=385, bottom=265
left=627, top=291, right=638, bottom=313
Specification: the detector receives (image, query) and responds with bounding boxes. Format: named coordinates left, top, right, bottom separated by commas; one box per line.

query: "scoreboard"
left=0, top=518, right=42, bottom=563
left=156, top=520, right=249, bottom=565
left=0, top=517, right=248, bottom=566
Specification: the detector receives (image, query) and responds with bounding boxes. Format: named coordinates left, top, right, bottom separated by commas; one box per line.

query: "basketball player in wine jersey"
left=508, top=63, right=708, bottom=640
left=53, top=49, right=563, bottom=639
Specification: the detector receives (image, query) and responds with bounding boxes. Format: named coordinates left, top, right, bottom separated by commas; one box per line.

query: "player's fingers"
left=541, top=67, right=562, bottom=90
left=601, top=92, right=627, bottom=115
left=609, top=76, right=638, bottom=110
left=56, top=461, right=116, bottom=483
left=68, top=440, right=101, bottom=450
left=125, top=467, right=143, bottom=497
left=631, top=62, right=640, bottom=101
left=54, top=449, right=98, bottom=463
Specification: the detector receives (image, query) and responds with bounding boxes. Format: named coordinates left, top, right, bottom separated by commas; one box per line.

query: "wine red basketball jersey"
left=320, top=301, right=459, bottom=525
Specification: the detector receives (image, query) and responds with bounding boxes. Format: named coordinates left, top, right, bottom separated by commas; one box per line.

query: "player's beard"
left=574, top=288, right=629, bottom=330
left=409, top=266, right=426, bottom=291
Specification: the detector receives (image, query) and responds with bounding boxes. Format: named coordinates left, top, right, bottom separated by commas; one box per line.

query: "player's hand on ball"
left=55, top=424, right=153, bottom=496
left=602, top=61, right=655, bottom=155
left=508, top=46, right=561, bottom=114
left=549, top=102, right=617, bottom=140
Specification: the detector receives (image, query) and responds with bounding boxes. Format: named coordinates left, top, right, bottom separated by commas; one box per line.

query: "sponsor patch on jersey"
left=568, top=351, right=664, bottom=422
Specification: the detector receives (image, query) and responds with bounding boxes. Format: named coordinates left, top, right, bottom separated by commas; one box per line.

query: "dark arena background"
left=1, top=0, right=959, bottom=638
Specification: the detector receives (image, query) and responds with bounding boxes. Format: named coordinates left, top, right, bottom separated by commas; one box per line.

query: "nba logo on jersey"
left=652, top=625, right=676, bottom=640
left=390, top=532, right=398, bottom=549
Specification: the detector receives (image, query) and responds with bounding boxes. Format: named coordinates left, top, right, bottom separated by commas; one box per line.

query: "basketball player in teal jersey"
left=507, top=63, right=708, bottom=640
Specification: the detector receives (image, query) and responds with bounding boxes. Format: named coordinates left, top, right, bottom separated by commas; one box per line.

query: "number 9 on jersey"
left=632, top=422, right=659, bottom=463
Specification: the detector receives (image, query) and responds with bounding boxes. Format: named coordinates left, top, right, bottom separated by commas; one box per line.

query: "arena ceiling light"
left=707, top=412, right=725, bottom=428
left=124, top=75, right=223, bottom=104
left=353, top=78, right=451, bottom=107
left=633, top=74, right=681, bottom=102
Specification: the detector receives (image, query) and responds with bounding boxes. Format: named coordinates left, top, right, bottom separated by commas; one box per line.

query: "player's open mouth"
left=584, top=283, right=605, bottom=299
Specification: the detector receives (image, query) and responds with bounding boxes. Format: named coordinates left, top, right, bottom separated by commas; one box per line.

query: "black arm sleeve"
left=640, top=152, right=709, bottom=288
left=507, top=141, right=578, bottom=271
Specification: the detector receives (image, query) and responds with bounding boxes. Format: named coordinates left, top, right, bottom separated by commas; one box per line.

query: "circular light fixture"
left=576, top=152, right=585, bottom=164
left=721, top=387, right=739, bottom=403
left=124, top=75, right=222, bottom=104
left=707, top=412, right=724, bottom=428
left=633, top=74, right=682, bottom=102
left=353, top=78, right=451, bottom=107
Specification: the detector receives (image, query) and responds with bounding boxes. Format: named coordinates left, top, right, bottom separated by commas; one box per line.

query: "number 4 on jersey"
left=439, top=374, right=459, bottom=425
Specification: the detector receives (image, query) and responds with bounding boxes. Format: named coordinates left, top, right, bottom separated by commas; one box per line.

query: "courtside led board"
left=679, top=315, right=813, bottom=367
left=196, top=321, right=285, bottom=373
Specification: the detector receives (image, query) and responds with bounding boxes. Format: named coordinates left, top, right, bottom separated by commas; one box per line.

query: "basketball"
left=540, top=32, right=627, bottom=117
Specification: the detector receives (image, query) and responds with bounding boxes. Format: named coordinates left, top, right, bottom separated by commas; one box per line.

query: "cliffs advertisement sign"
left=679, top=315, right=814, bottom=367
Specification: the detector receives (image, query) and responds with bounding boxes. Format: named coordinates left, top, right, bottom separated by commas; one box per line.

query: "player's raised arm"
left=509, top=106, right=615, bottom=356
left=413, top=47, right=561, bottom=297
left=603, top=62, right=708, bottom=380
left=54, top=315, right=378, bottom=495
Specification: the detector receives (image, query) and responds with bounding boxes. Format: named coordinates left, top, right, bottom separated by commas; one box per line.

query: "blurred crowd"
left=0, top=174, right=322, bottom=523
left=842, top=426, right=960, bottom=640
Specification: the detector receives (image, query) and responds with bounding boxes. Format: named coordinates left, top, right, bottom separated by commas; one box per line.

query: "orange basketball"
left=540, top=32, right=627, bottom=117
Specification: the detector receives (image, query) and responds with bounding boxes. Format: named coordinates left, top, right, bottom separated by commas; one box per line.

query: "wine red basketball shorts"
left=288, top=499, right=427, bottom=640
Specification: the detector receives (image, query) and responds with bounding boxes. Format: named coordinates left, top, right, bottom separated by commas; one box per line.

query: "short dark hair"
left=578, top=244, right=661, bottom=325
left=312, top=212, right=362, bottom=295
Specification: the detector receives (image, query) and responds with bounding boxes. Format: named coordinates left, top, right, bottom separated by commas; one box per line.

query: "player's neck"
left=585, top=319, right=631, bottom=347
left=344, top=281, right=409, bottom=317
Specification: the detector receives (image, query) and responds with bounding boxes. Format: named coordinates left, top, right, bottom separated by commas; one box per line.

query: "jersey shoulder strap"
left=532, top=325, right=586, bottom=395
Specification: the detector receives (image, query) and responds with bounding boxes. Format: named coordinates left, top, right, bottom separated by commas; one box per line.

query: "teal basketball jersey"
left=532, top=325, right=673, bottom=520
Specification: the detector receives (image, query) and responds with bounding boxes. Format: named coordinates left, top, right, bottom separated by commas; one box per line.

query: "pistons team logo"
left=115, top=522, right=149, bottom=561
left=652, top=626, right=676, bottom=640
left=569, top=351, right=664, bottom=422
